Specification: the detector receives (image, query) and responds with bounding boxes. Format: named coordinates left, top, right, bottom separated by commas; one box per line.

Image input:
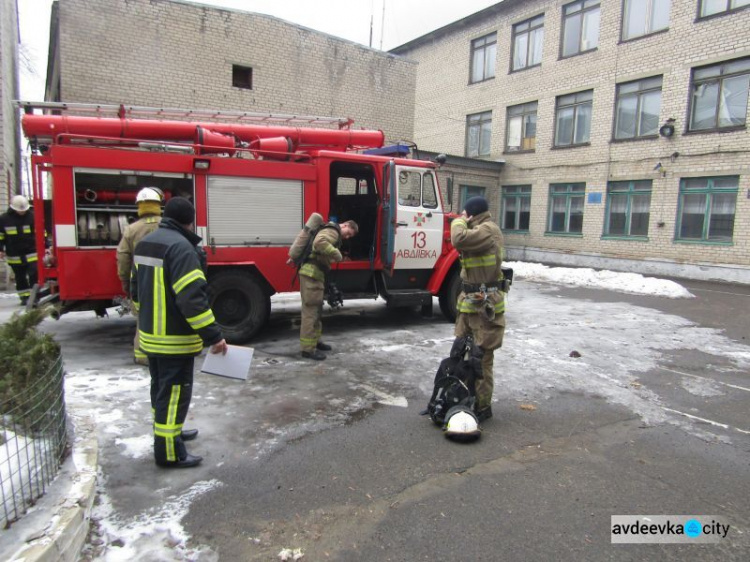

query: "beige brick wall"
left=0, top=0, right=20, bottom=212
left=395, top=0, right=750, bottom=273
left=54, top=0, right=416, bottom=143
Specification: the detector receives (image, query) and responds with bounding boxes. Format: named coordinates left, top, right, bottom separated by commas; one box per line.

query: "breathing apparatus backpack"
left=288, top=212, right=326, bottom=268
left=423, top=336, right=484, bottom=441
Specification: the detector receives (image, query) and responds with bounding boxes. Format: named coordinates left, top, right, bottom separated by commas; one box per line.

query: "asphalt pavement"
left=3, top=276, right=749, bottom=561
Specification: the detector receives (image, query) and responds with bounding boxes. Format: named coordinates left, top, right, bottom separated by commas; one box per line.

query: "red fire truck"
left=20, top=102, right=463, bottom=343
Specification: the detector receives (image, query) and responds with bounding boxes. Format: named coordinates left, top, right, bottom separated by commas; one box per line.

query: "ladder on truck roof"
left=16, top=100, right=354, bottom=129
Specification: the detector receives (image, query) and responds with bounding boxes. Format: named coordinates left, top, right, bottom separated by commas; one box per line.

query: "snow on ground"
left=2, top=263, right=745, bottom=560
left=507, top=261, right=694, bottom=298
left=83, top=476, right=222, bottom=562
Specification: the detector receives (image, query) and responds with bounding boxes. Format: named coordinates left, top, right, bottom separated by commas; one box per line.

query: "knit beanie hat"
left=164, top=197, right=195, bottom=225
left=464, top=196, right=488, bottom=217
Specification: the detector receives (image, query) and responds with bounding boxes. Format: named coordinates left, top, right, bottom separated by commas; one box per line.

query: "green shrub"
left=0, top=309, right=61, bottom=431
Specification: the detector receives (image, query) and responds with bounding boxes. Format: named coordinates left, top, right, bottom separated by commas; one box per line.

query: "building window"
left=232, top=65, right=253, bottom=89
left=506, top=102, right=537, bottom=152
left=561, top=0, right=600, bottom=58
left=605, top=180, right=652, bottom=237
left=511, top=15, right=544, bottom=71
left=614, top=76, right=662, bottom=139
left=699, top=0, right=750, bottom=18
left=689, top=57, right=750, bottom=131
left=460, top=185, right=487, bottom=210
left=547, top=183, right=585, bottom=234
left=676, top=177, right=738, bottom=242
left=501, top=186, right=532, bottom=231
left=470, top=33, right=497, bottom=84
left=466, top=111, right=492, bottom=157
left=622, top=0, right=671, bottom=41
left=554, top=90, right=593, bottom=147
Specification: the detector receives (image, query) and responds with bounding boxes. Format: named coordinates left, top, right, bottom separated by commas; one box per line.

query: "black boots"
left=476, top=406, right=493, bottom=423
left=316, top=342, right=332, bottom=351
left=181, top=429, right=199, bottom=441
left=156, top=453, right=202, bottom=469
left=302, top=349, right=326, bottom=360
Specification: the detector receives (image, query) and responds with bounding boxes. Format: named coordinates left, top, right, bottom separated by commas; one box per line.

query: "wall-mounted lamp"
left=659, top=118, right=676, bottom=138
left=670, top=151, right=680, bottom=162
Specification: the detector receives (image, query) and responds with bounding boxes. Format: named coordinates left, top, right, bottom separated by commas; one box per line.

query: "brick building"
left=0, top=0, right=19, bottom=211
left=0, top=0, right=20, bottom=286
left=45, top=0, right=416, bottom=144
left=392, top=0, right=750, bottom=283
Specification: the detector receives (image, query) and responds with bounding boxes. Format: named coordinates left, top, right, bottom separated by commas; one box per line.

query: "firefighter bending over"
left=450, top=197, right=506, bottom=423
left=132, top=197, right=227, bottom=468
left=0, top=195, right=38, bottom=306
left=299, top=219, right=358, bottom=360
left=117, top=187, right=164, bottom=365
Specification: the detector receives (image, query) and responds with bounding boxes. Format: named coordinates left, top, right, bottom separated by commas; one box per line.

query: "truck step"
left=384, top=289, right=433, bottom=308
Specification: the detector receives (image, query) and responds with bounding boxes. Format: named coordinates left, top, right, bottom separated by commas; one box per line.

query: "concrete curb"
left=3, top=413, right=98, bottom=562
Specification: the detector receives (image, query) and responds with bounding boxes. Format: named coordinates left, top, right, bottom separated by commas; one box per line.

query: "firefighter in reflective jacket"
left=0, top=195, right=38, bottom=305
left=131, top=197, right=227, bottom=469
left=117, top=187, right=164, bottom=365
left=450, top=196, right=506, bottom=423
left=298, top=220, right=358, bottom=360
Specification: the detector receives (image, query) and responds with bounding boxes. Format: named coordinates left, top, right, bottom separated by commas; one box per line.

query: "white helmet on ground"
left=135, top=187, right=163, bottom=203
left=10, top=195, right=30, bottom=212
left=443, top=405, right=481, bottom=442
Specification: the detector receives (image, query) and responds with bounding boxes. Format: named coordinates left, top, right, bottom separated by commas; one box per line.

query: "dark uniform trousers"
left=10, top=260, right=38, bottom=304
left=149, top=356, right=194, bottom=464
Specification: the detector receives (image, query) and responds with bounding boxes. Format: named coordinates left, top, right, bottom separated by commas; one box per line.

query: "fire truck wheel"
left=208, top=270, right=270, bottom=344
left=438, top=268, right=460, bottom=323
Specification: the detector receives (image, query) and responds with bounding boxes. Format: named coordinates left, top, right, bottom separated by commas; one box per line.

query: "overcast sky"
left=18, top=0, right=501, bottom=100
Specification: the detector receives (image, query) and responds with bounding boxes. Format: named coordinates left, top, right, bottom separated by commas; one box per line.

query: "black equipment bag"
left=424, top=336, right=484, bottom=426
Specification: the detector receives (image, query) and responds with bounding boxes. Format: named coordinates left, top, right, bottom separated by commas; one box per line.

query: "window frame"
left=621, top=0, right=671, bottom=43
left=546, top=183, right=586, bottom=235
left=603, top=180, right=653, bottom=239
left=505, top=101, right=538, bottom=153
left=675, top=176, right=738, bottom=243
left=697, top=0, right=750, bottom=20
left=501, top=185, right=532, bottom=232
left=459, top=185, right=487, bottom=210
left=560, top=0, right=601, bottom=59
left=510, top=14, right=545, bottom=73
left=687, top=57, right=750, bottom=133
left=469, top=32, right=497, bottom=84
left=612, top=76, right=663, bottom=141
left=465, top=111, right=493, bottom=158
left=553, top=90, right=594, bottom=148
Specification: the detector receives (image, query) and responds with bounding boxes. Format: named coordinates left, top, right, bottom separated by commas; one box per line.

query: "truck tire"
left=208, top=270, right=270, bottom=344
left=438, top=268, right=461, bottom=323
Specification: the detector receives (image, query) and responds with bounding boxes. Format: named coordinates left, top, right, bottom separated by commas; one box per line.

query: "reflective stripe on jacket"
left=131, top=218, right=222, bottom=356
left=299, top=224, right=342, bottom=282
left=450, top=212, right=506, bottom=315
left=0, top=209, right=37, bottom=260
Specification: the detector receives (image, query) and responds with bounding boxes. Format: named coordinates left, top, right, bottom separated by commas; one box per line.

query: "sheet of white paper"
left=201, top=345, right=254, bottom=381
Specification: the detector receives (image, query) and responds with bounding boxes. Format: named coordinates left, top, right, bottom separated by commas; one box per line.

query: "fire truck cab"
left=20, top=102, right=462, bottom=343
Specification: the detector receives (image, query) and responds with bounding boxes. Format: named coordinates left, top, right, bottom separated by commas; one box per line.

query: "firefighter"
left=299, top=219, right=358, bottom=360
left=450, top=196, right=506, bottom=423
left=0, top=195, right=38, bottom=306
left=117, top=187, right=165, bottom=365
left=131, top=197, right=227, bottom=468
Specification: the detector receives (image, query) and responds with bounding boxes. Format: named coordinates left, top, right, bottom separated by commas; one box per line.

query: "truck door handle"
left=396, top=221, right=408, bottom=226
